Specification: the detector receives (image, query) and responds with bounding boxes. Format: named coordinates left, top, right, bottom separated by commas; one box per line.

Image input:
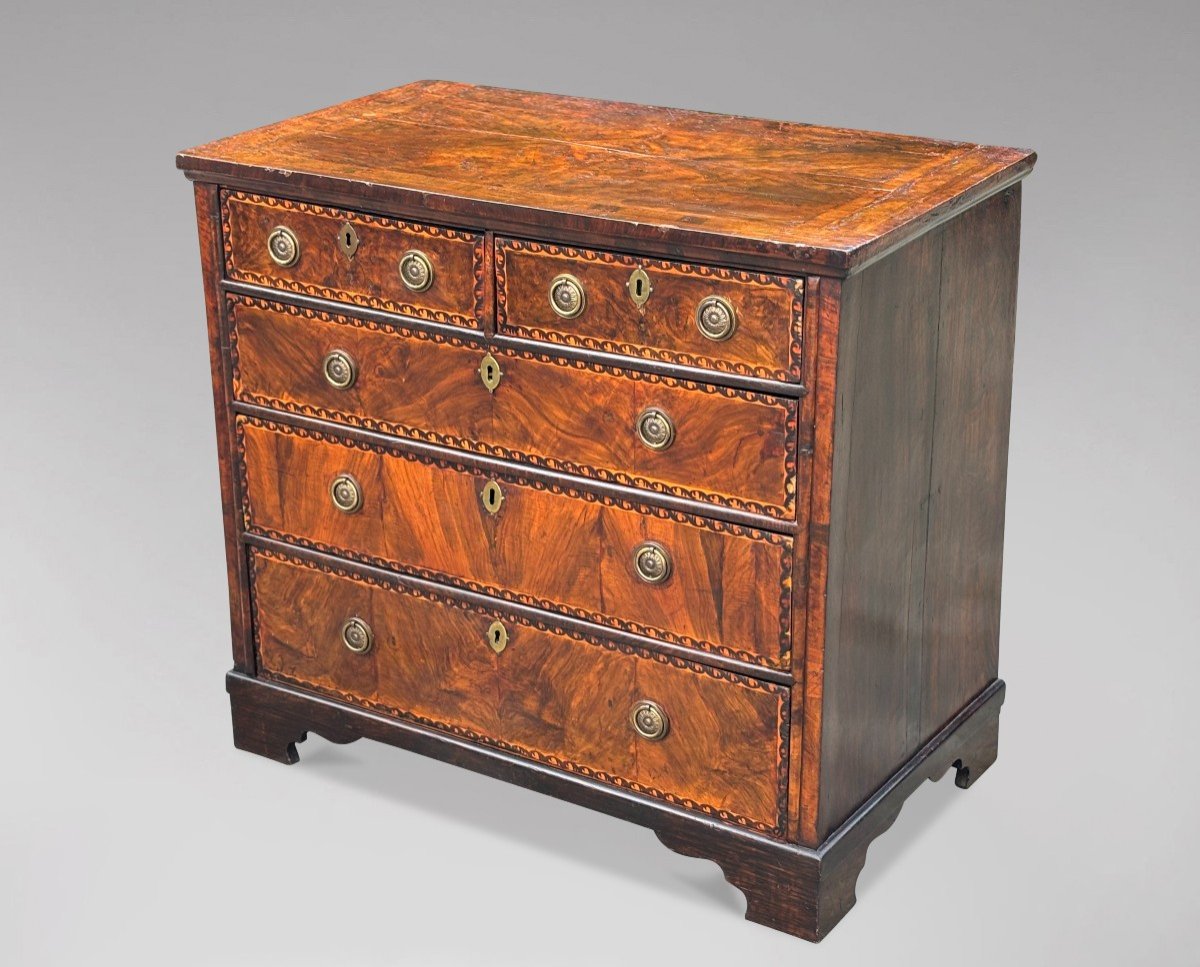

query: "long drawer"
left=237, top=415, right=793, bottom=669
left=251, top=546, right=789, bottom=835
left=229, top=294, right=798, bottom=520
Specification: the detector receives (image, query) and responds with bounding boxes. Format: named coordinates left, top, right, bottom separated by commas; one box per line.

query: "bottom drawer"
left=250, top=546, right=789, bottom=836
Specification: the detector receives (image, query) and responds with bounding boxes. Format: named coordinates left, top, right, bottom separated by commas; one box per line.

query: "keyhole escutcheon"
left=627, top=267, right=652, bottom=308
left=486, top=620, right=509, bottom=654
left=481, top=480, right=504, bottom=515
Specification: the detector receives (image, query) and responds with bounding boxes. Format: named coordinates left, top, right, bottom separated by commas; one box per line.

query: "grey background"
left=2, top=1, right=1196, bottom=963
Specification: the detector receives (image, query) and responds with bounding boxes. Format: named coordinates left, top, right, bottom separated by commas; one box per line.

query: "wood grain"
left=250, top=546, right=789, bottom=834
left=237, top=415, right=794, bottom=667
left=229, top=295, right=798, bottom=520
left=222, top=191, right=485, bottom=327
left=495, top=237, right=804, bottom=381
left=179, top=81, right=1036, bottom=272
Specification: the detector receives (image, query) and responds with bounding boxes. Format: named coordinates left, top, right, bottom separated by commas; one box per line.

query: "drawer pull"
left=340, top=617, right=374, bottom=654
left=330, top=473, right=363, bottom=514
left=635, top=407, right=675, bottom=451
left=486, top=620, right=509, bottom=654
left=633, top=541, right=672, bottom=584
left=266, top=226, right=300, bottom=267
left=337, top=221, right=359, bottom=259
left=630, top=700, right=669, bottom=741
left=549, top=273, right=586, bottom=319
left=478, top=352, right=502, bottom=393
left=627, top=267, right=653, bottom=308
left=696, top=295, right=737, bottom=341
left=321, top=349, right=357, bottom=389
left=398, top=250, right=434, bottom=292
left=480, top=480, right=504, bottom=515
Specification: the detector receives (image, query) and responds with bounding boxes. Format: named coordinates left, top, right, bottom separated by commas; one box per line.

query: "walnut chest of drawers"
left=177, top=81, right=1035, bottom=941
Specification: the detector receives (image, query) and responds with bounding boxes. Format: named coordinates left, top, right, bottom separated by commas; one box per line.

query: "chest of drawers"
left=178, top=81, right=1035, bottom=941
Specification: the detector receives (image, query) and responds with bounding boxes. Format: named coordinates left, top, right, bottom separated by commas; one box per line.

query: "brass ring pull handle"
left=267, top=226, right=300, bottom=267
left=330, top=473, right=363, bottom=514
left=341, top=617, right=374, bottom=654
left=633, top=541, right=672, bottom=584
left=322, top=349, right=357, bottom=389
left=399, top=250, right=434, bottom=291
left=630, top=700, right=669, bottom=741
left=635, top=407, right=675, bottom=451
left=549, top=273, right=586, bottom=318
left=695, top=295, right=736, bottom=341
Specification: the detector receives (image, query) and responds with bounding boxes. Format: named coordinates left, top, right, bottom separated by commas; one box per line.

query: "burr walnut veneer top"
left=177, top=80, right=1035, bottom=272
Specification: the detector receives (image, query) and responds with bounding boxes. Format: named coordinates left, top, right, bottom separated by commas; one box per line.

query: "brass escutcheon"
left=479, top=353, right=502, bottom=393
left=486, top=620, right=508, bottom=654
left=635, top=407, right=675, bottom=451
left=330, top=473, right=363, bottom=514
left=341, top=617, right=374, bottom=654
left=549, top=273, right=586, bottom=319
left=630, top=700, right=669, bottom=741
left=695, top=295, right=737, bottom=341
left=337, top=221, right=360, bottom=259
left=633, top=541, right=672, bottom=584
left=399, top=250, right=434, bottom=291
left=266, top=226, right=300, bottom=267
left=322, top=349, right=357, bottom=389
left=627, top=267, right=652, bottom=308
left=481, top=480, right=504, bottom=515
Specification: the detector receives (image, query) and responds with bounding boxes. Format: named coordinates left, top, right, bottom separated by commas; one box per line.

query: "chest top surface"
left=177, top=80, right=1035, bottom=271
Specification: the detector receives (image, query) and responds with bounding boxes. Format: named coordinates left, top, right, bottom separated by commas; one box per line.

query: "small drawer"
left=251, top=546, right=789, bottom=835
left=238, top=415, right=794, bottom=669
left=496, top=237, right=804, bottom=382
left=229, top=295, right=799, bottom=521
left=221, top=190, right=485, bottom=327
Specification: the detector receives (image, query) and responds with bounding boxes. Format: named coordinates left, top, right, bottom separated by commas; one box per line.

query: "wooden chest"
left=178, top=81, right=1035, bottom=941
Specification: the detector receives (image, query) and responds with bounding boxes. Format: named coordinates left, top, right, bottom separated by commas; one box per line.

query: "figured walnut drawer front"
left=251, top=547, right=789, bottom=835
left=496, top=237, right=804, bottom=383
left=221, top=191, right=485, bottom=328
left=238, top=416, right=793, bottom=669
left=230, top=295, right=798, bottom=520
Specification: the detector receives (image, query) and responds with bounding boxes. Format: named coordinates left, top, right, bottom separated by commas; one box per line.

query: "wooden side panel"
left=251, top=547, right=789, bottom=835
left=229, top=295, right=798, bottom=519
left=920, top=186, right=1021, bottom=735
left=810, top=186, right=1022, bottom=842
left=222, top=191, right=485, bottom=328
left=237, top=416, right=793, bottom=668
left=815, top=228, right=943, bottom=842
left=194, top=182, right=255, bottom=672
left=496, top=237, right=804, bottom=382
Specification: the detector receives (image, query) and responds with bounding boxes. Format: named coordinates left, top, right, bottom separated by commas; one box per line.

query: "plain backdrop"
left=2, top=2, right=1197, bottom=964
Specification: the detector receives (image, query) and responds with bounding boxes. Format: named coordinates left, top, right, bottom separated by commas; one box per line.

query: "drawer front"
left=238, top=416, right=793, bottom=668
left=221, top=191, right=485, bottom=328
left=496, top=237, right=804, bottom=382
left=230, top=295, right=798, bottom=520
left=251, top=547, right=789, bottom=835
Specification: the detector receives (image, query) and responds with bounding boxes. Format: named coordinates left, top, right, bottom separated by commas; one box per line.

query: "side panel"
left=920, top=185, right=1021, bottom=736
left=194, top=182, right=255, bottom=672
left=810, top=186, right=1022, bottom=842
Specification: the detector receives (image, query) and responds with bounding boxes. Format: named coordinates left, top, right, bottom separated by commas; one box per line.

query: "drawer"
left=229, top=295, right=798, bottom=520
left=251, top=546, right=789, bottom=835
left=221, top=190, right=485, bottom=328
left=238, top=415, right=794, bottom=669
left=496, top=237, right=804, bottom=382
